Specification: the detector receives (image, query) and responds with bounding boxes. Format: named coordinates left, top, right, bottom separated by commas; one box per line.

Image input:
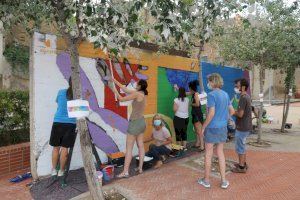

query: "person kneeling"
left=146, top=114, right=172, bottom=169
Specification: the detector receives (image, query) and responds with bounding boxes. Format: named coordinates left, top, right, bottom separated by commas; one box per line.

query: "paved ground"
left=0, top=103, right=299, bottom=200
left=264, top=102, right=300, bottom=127
left=113, top=149, right=300, bottom=200
left=0, top=169, right=32, bottom=200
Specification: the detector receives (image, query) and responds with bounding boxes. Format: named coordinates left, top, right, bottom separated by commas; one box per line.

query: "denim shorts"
left=235, top=130, right=250, bottom=154
left=204, top=127, right=227, bottom=144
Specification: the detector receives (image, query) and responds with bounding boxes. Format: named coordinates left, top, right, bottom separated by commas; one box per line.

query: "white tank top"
left=174, top=97, right=189, bottom=119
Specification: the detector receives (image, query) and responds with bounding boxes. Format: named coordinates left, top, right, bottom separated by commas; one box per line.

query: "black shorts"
left=173, top=116, right=189, bottom=141
left=192, top=112, right=204, bottom=124
left=49, top=122, right=77, bottom=148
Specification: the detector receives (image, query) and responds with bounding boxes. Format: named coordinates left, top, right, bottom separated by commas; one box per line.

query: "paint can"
left=102, top=165, right=114, bottom=181
left=96, top=171, right=103, bottom=186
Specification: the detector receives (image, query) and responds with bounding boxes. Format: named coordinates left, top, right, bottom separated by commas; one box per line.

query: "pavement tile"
left=113, top=149, right=300, bottom=200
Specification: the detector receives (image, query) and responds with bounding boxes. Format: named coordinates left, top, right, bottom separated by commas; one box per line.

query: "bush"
left=0, top=90, right=29, bottom=147
left=3, top=42, right=30, bottom=74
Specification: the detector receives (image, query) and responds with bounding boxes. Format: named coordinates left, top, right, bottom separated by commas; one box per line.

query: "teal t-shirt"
left=207, top=89, right=231, bottom=128
left=53, top=89, right=76, bottom=124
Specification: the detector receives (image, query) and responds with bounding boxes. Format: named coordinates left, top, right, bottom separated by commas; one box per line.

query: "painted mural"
left=157, top=64, right=249, bottom=141
left=31, top=32, right=249, bottom=176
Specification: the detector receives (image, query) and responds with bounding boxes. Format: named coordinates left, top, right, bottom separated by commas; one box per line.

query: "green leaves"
left=3, top=42, right=29, bottom=74
left=86, top=4, right=93, bottom=17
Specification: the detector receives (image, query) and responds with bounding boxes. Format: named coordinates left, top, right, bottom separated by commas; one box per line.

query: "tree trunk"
left=69, top=43, right=105, bottom=200
left=197, top=43, right=205, bottom=92
left=280, top=91, right=287, bottom=132
left=257, top=68, right=264, bottom=143
left=281, top=90, right=291, bottom=133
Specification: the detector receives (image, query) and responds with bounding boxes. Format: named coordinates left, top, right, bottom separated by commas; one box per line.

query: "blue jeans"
left=146, top=144, right=171, bottom=161
left=235, top=130, right=250, bottom=154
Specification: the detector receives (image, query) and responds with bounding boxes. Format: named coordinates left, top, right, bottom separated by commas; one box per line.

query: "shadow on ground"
left=30, top=147, right=199, bottom=200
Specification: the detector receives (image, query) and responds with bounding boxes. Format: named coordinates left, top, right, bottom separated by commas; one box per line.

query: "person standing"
left=50, top=78, right=76, bottom=177
left=198, top=73, right=235, bottom=189
left=173, top=87, right=189, bottom=150
left=232, top=78, right=252, bottom=173
left=188, top=80, right=205, bottom=151
left=112, top=78, right=148, bottom=178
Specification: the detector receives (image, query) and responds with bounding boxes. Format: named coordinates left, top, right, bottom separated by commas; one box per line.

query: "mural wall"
left=31, top=32, right=249, bottom=176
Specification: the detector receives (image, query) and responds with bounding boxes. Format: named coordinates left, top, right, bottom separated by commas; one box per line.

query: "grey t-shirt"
left=236, top=94, right=252, bottom=131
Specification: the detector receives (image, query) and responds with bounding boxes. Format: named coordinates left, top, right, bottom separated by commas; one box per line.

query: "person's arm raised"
left=112, top=78, right=136, bottom=94
left=113, top=87, right=139, bottom=102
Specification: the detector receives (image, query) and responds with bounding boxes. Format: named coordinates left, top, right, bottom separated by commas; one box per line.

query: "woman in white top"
left=145, top=114, right=172, bottom=169
left=173, top=87, right=189, bottom=149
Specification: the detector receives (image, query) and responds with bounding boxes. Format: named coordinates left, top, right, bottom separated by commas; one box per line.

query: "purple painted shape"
left=135, top=72, right=148, bottom=80
left=56, top=53, right=128, bottom=153
left=87, top=121, right=118, bottom=153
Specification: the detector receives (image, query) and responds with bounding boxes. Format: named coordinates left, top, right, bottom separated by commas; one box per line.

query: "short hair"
left=207, top=73, right=224, bottom=88
left=240, top=78, right=249, bottom=91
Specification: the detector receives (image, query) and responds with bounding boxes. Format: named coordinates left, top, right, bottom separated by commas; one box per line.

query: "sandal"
left=116, top=172, right=129, bottom=179
left=134, top=168, right=143, bottom=174
left=197, top=148, right=205, bottom=152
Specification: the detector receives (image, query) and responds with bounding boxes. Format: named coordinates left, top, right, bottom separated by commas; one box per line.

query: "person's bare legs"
left=216, top=143, right=226, bottom=181
left=194, top=122, right=204, bottom=150
left=52, top=147, right=60, bottom=169
left=204, top=143, right=214, bottom=182
left=239, top=154, right=246, bottom=166
left=194, top=122, right=201, bottom=147
left=59, top=147, right=69, bottom=171
left=136, top=133, right=145, bottom=172
left=182, top=141, right=187, bottom=148
left=122, top=134, right=136, bottom=175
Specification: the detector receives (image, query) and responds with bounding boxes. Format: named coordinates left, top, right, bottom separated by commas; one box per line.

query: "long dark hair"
left=178, top=87, right=186, bottom=102
left=188, top=80, right=199, bottom=92
left=137, top=79, right=148, bottom=95
left=67, top=77, right=73, bottom=100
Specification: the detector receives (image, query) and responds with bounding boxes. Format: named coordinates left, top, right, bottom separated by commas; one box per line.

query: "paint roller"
left=108, top=56, right=118, bottom=104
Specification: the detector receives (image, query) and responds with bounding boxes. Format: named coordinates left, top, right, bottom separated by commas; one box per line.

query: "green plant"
left=0, top=90, right=29, bottom=146
left=3, top=42, right=29, bottom=74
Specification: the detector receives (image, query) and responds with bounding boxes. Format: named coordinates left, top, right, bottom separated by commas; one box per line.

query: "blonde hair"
left=207, top=73, right=224, bottom=88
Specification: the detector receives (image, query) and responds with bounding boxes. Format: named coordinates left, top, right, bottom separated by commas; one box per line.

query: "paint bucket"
left=102, top=165, right=114, bottom=181
left=96, top=171, right=103, bottom=186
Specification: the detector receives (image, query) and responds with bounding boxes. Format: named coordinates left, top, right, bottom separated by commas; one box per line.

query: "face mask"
left=207, top=83, right=212, bottom=90
left=234, top=87, right=241, bottom=94
left=153, top=119, right=162, bottom=127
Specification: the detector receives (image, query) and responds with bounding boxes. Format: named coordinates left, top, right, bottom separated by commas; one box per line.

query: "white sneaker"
left=198, top=178, right=211, bottom=188
left=51, top=169, right=58, bottom=176
left=221, top=180, right=230, bottom=189
left=57, top=170, right=64, bottom=177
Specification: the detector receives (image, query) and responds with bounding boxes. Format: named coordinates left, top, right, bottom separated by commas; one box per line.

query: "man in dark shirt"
left=232, top=78, right=252, bottom=173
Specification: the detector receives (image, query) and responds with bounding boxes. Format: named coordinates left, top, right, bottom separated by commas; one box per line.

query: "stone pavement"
left=113, top=149, right=300, bottom=200
left=0, top=169, right=32, bottom=200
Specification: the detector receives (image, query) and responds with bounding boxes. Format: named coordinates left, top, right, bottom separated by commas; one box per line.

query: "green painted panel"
left=157, top=67, right=196, bottom=141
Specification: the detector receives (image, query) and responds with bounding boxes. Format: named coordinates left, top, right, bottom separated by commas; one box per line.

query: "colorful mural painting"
left=31, top=32, right=249, bottom=176
left=157, top=63, right=249, bottom=141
